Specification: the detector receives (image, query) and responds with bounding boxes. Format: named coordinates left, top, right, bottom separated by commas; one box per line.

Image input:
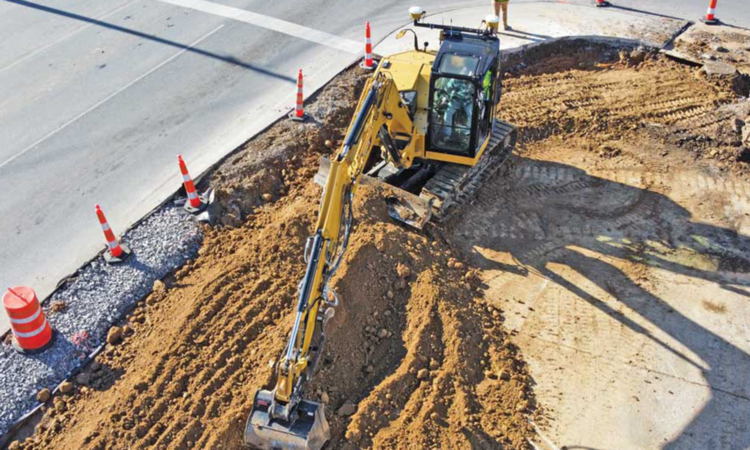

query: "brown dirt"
left=10, top=65, right=533, bottom=450
left=9, top=42, right=750, bottom=450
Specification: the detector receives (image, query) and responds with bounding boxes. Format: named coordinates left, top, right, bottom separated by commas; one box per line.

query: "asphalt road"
left=0, top=0, right=748, bottom=334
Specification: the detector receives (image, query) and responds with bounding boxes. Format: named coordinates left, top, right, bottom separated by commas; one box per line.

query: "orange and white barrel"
left=3, top=287, right=53, bottom=353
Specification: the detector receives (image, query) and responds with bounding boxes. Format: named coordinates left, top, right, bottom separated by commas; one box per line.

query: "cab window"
left=438, top=54, right=480, bottom=77
left=430, top=76, right=475, bottom=154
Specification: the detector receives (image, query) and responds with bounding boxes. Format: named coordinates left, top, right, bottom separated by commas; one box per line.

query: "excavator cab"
left=428, top=29, right=501, bottom=159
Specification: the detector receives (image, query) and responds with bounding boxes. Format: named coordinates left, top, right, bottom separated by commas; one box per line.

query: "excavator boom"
left=245, top=74, right=406, bottom=450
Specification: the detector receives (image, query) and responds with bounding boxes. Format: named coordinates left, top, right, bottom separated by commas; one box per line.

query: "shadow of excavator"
left=449, top=155, right=750, bottom=450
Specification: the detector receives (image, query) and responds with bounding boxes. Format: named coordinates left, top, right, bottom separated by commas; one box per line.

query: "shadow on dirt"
left=451, top=156, right=750, bottom=450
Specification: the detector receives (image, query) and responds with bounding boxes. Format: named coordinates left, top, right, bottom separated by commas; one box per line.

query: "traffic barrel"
left=596, top=0, right=610, bottom=7
left=96, top=204, right=131, bottom=264
left=361, top=22, right=375, bottom=70
left=290, top=69, right=308, bottom=122
left=3, top=287, right=54, bottom=354
left=701, top=0, right=719, bottom=24
left=178, top=155, right=207, bottom=212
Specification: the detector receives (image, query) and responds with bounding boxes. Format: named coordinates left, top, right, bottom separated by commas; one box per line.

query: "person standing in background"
left=492, top=0, right=510, bottom=30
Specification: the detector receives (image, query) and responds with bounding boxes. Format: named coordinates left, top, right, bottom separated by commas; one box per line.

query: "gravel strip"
left=0, top=205, right=202, bottom=437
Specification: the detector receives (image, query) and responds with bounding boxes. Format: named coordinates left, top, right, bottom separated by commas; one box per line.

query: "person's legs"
left=501, top=2, right=509, bottom=29
left=492, top=0, right=500, bottom=17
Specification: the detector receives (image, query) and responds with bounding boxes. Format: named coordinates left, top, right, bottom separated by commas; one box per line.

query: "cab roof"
left=433, top=31, right=499, bottom=79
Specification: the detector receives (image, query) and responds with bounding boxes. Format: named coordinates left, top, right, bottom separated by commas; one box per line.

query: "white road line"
left=0, top=0, right=141, bottom=75
left=0, top=24, right=224, bottom=171
left=155, top=0, right=360, bottom=54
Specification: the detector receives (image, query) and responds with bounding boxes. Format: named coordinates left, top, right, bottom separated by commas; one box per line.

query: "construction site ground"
left=7, top=40, right=750, bottom=450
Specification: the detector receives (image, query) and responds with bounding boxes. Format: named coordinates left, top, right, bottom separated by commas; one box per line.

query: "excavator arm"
left=245, top=72, right=412, bottom=450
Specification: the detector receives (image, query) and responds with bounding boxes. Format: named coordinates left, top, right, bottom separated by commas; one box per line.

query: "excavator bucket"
left=384, top=195, right=432, bottom=229
left=315, top=156, right=432, bottom=230
left=245, top=390, right=330, bottom=450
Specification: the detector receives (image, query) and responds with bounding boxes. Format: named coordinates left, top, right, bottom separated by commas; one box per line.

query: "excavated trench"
left=6, top=40, right=750, bottom=450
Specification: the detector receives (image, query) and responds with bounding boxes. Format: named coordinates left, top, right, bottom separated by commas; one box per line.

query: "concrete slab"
left=375, top=2, right=690, bottom=55
left=668, top=22, right=750, bottom=75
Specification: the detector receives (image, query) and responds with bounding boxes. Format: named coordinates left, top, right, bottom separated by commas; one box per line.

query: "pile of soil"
left=8, top=64, right=533, bottom=450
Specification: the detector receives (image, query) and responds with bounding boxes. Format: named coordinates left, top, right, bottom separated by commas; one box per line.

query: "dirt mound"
left=309, top=187, right=533, bottom=450
left=14, top=184, right=533, bottom=450
left=11, top=65, right=533, bottom=450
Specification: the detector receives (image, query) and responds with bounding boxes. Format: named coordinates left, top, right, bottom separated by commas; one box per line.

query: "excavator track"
left=422, top=119, right=517, bottom=221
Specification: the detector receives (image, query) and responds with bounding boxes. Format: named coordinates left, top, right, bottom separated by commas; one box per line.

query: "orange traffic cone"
left=596, top=0, right=610, bottom=6
left=361, top=22, right=375, bottom=70
left=290, top=69, right=308, bottom=122
left=3, top=287, right=54, bottom=354
left=176, top=155, right=215, bottom=222
left=96, top=204, right=131, bottom=264
left=178, top=155, right=206, bottom=212
left=701, top=0, right=719, bottom=24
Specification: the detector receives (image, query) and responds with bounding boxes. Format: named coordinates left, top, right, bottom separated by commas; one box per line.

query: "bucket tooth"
left=245, top=390, right=330, bottom=450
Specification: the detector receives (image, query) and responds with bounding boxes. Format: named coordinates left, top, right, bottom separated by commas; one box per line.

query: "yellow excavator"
left=245, top=7, right=516, bottom=449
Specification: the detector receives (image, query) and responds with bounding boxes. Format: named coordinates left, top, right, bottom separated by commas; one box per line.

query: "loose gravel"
left=0, top=204, right=202, bottom=438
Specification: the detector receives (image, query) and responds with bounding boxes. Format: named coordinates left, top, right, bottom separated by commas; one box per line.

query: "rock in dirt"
left=153, top=279, right=166, bottom=293
left=262, top=193, right=273, bottom=202
left=734, top=118, right=745, bottom=134
left=396, top=263, right=411, bottom=279
left=49, top=300, right=67, bottom=314
left=8, top=441, right=20, bottom=450
left=703, top=61, right=737, bottom=76
left=75, top=373, right=90, bottom=386
left=37, top=389, right=50, bottom=403
left=417, top=368, right=429, bottom=380
left=337, top=403, right=357, bottom=416
left=710, top=43, right=729, bottom=53
left=629, top=48, right=647, bottom=63
left=59, top=381, right=73, bottom=394
left=107, top=326, right=123, bottom=345
left=345, top=428, right=361, bottom=441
